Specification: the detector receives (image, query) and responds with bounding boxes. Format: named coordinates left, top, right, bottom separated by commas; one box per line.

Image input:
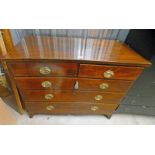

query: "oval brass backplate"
left=91, top=106, right=99, bottom=111
left=40, top=66, right=51, bottom=75
left=41, top=81, right=52, bottom=88
left=94, top=95, right=103, bottom=101
left=46, top=105, right=55, bottom=111
left=44, top=94, right=54, bottom=100
left=99, top=83, right=109, bottom=90
left=103, top=70, right=114, bottom=78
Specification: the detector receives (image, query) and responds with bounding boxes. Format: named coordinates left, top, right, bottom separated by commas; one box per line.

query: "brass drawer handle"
left=99, top=83, right=109, bottom=90
left=41, top=81, right=52, bottom=88
left=44, top=94, right=54, bottom=100
left=103, top=70, right=114, bottom=78
left=91, top=106, right=99, bottom=111
left=95, top=95, right=103, bottom=101
left=46, top=105, right=55, bottom=111
left=40, top=66, right=51, bottom=75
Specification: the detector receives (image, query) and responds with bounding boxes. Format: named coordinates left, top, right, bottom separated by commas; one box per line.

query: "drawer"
left=20, top=90, right=124, bottom=104
left=77, top=78, right=132, bottom=92
left=25, top=102, right=118, bottom=115
left=15, top=77, right=76, bottom=90
left=79, top=64, right=143, bottom=80
left=15, top=77, right=132, bottom=93
left=8, top=62, right=77, bottom=77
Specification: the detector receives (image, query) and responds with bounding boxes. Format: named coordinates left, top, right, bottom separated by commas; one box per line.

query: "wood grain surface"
left=20, top=90, right=124, bottom=104
left=79, top=64, right=143, bottom=80
left=8, top=62, right=77, bottom=77
left=25, top=102, right=118, bottom=115
left=3, top=36, right=151, bottom=67
left=15, top=76, right=132, bottom=93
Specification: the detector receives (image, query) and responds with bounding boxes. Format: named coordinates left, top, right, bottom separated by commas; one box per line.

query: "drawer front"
left=15, top=77, right=76, bottom=90
left=77, top=78, right=132, bottom=92
left=8, top=62, right=77, bottom=77
left=15, top=77, right=132, bottom=92
left=20, top=90, right=124, bottom=104
left=79, top=64, right=143, bottom=80
left=25, top=102, right=118, bottom=115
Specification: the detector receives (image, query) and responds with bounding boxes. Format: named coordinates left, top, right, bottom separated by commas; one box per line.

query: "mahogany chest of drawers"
left=1, top=35, right=151, bottom=118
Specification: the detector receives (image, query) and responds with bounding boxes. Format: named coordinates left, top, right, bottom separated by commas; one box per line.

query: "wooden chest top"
left=3, top=36, right=150, bottom=67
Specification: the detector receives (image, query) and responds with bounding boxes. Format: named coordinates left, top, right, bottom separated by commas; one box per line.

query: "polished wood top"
left=2, top=35, right=151, bottom=67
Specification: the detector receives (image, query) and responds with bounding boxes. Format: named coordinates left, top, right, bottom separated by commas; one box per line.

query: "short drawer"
left=79, top=64, right=143, bottom=80
left=25, top=102, right=118, bottom=115
left=20, top=90, right=124, bottom=104
left=8, top=62, right=77, bottom=77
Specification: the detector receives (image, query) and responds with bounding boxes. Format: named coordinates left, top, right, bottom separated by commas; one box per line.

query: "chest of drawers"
left=1, top=36, right=151, bottom=118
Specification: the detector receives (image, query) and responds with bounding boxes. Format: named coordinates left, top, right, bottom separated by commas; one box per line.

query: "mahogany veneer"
left=1, top=35, right=151, bottom=118
left=8, top=62, right=77, bottom=77
left=26, top=102, right=118, bottom=116
left=20, top=90, right=124, bottom=103
left=79, top=64, right=143, bottom=80
left=15, top=77, right=132, bottom=92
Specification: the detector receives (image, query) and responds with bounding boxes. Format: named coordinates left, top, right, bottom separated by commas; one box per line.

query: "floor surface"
left=3, top=96, right=155, bottom=125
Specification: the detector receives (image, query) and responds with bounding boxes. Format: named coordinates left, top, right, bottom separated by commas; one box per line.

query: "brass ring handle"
left=103, top=70, right=114, bottom=78
left=95, top=95, right=103, bottom=101
left=40, top=66, right=51, bottom=75
left=46, top=105, right=55, bottom=111
left=99, top=83, right=109, bottom=90
left=41, top=81, right=52, bottom=88
left=44, top=94, right=54, bottom=100
left=91, top=106, right=99, bottom=111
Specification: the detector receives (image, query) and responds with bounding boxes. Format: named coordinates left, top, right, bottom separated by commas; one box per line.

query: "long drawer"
left=20, top=90, right=124, bottom=104
left=8, top=62, right=77, bottom=77
left=79, top=64, right=143, bottom=80
left=15, top=77, right=132, bottom=92
left=25, top=102, right=118, bottom=115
